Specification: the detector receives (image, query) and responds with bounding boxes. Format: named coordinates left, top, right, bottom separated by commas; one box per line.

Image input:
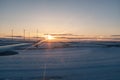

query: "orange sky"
left=0, top=0, right=120, bottom=37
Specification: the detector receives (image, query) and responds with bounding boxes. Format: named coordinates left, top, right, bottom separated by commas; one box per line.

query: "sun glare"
left=45, top=35, right=55, bottom=40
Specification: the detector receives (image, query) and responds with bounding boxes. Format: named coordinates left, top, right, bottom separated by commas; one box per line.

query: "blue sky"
left=0, top=0, right=120, bottom=36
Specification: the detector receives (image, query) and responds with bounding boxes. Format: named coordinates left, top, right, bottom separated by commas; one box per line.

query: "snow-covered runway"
left=0, top=46, right=120, bottom=80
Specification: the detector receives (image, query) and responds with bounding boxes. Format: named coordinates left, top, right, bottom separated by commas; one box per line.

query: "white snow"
left=0, top=41, right=120, bottom=80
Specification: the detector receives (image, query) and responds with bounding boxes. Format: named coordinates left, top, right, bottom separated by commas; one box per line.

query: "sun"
left=45, top=35, right=55, bottom=40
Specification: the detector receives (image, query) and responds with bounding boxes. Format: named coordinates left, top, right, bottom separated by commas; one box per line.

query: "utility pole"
left=29, top=32, right=30, bottom=41
left=11, top=29, right=13, bottom=40
left=23, top=29, right=25, bottom=41
left=37, top=29, right=38, bottom=41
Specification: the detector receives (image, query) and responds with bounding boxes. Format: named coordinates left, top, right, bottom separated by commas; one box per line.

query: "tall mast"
left=23, top=29, right=25, bottom=41
left=37, top=29, right=38, bottom=40
left=11, top=29, right=13, bottom=40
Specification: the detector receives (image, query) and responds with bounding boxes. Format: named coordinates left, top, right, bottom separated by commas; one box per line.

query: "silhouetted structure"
left=23, top=29, right=26, bottom=41
left=11, top=29, right=13, bottom=40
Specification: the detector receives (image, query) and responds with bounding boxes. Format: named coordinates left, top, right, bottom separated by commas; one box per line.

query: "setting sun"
left=45, top=35, right=55, bottom=40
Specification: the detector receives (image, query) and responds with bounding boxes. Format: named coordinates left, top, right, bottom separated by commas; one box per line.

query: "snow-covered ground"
left=0, top=41, right=120, bottom=80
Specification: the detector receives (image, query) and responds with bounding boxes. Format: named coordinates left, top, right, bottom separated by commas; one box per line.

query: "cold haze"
left=0, top=0, right=120, bottom=80
left=0, top=0, right=120, bottom=37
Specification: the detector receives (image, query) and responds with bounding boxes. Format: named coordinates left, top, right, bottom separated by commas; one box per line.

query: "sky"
left=0, top=0, right=120, bottom=37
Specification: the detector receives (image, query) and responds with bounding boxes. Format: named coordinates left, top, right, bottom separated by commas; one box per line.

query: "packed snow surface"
left=0, top=41, right=120, bottom=80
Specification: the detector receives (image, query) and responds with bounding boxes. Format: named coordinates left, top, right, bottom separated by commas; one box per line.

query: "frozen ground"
left=0, top=41, right=120, bottom=80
